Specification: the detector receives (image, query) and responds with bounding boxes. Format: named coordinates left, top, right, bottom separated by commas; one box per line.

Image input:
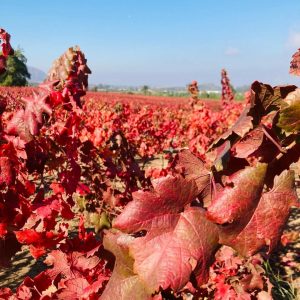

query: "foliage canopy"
left=0, top=48, right=30, bottom=86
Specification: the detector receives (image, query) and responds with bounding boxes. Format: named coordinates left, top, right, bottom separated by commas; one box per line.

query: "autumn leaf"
left=101, top=230, right=151, bottom=300
left=0, top=157, right=14, bottom=186
left=251, top=81, right=296, bottom=114
left=211, top=82, right=296, bottom=149
left=211, top=106, right=254, bottom=148
left=44, top=250, right=100, bottom=280
left=129, top=207, right=220, bottom=291
left=6, top=91, right=52, bottom=142
left=219, top=170, right=298, bottom=256
left=278, top=88, right=300, bottom=133
left=290, top=48, right=300, bottom=76
left=113, top=175, right=198, bottom=233
left=175, top=149, right=211, bottom=205
left=207, top=164, right=267, bottom=224
left=113, top=175, right=219, bottom=292
left=15, top=229, right=67, bottom=258
left=233, top=127, right=265, bottom=159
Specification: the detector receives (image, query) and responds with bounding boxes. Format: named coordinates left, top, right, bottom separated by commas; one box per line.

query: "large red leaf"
left=6, top=91, right=52, bottom=142
left=113, top=175, right=199, bottom=233
left=233, top=126, right=280, bottom=163
left=219, top=170, right=298, bottom=256
left=206, top=164, right=267, bottom=224
left=129, top=207, right=219, bottom=291
left=113, top=176, right=219, bottom=292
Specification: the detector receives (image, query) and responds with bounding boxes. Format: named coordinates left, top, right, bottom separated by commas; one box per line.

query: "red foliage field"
left=85, top=91, right=223, bottom=110
left=0, top=29, right=299, bottom=300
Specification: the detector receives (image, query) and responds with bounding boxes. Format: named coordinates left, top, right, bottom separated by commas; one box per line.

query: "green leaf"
left=101, top=230, right=151, bottom=300
left=278, top=88, right=300, bottom=133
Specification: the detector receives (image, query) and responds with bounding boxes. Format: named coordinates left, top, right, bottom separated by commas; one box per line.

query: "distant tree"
left=0, top=48, right=30, bottom=86
left=141, top=85, right=149, bottom=95
left=91, top=86, right=98, bottom=92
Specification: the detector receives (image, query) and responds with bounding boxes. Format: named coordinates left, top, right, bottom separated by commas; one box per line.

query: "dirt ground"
left=0, top=156, right=299, bottom=297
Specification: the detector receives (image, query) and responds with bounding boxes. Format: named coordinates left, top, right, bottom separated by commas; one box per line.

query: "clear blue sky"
left=1, top=0, right=300, bottom=87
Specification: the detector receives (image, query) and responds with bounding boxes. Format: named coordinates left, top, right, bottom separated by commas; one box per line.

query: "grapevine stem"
left=211, top=172, right=217, bottom=197
left=262, top=125, right=287, bottom=153
left=275, top=140, right=297, bottom=161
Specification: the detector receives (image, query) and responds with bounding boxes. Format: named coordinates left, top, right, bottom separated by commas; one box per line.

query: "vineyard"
left=0, top=28, right=300, bottom=300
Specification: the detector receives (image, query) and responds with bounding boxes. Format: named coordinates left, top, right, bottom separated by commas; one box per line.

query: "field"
left=0, top=30, right=300, bottom=300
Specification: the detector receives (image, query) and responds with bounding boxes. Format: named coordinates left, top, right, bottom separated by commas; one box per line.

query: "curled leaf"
left=207, top=164, right=267, bottom=224
left=220, top=170, right=298, bottom=256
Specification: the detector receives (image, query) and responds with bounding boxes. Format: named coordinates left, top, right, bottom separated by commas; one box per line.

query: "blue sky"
left=1, top=0, right=300, bottom=86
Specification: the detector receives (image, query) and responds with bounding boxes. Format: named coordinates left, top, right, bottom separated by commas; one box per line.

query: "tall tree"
left=0, top=48, right=30, bottom=86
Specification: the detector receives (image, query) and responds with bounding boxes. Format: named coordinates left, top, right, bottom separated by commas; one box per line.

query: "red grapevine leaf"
left=233, top=126, right=280, bottom=163
left=44, top=250, right=100, bottom=281
left=0, top=223, right=7, bottom=237
left=212, top=106, right=254, bottom=148
left=212, top=82, right=296, bottom=149
left=6, top=91, right=52, bottom=141
left=290, top=48, right=300, bottom=76
left=23, top=91, right=52, bottom=135
left=15, top=229, right=40, bottom=244
left=175, top=150, right=211, bottom=204
left=113, top=175, right=198, bottom=233
left=0, top=29, right=14, bottom=74
left=240, top=272, right=264, bottom=292
left=113, top=176, right=219, bottom=292
left=0, top=29, right=14, bottom=57
left=257, top=291, right=273, bottom=300
left=15, top=229, right=67, bottom=258
left=0, top=288, right=13, bottom=298
left=59, top=159, right=81, bottom=195
left=207, top=164, right=267, bottom=224
left=0, top=157, right=14, bottom=186
left=130, top=207, right=219, bottom=291
left=225, top=106, right=254, bottom=138
left=220, top=170, right=298, bottom=256
left=233, top=127, right=265, bottom=159
left=55, top=278, right=90, bottom=299
left=214, top=281, right=237, bottom=300
left=6, top=109, right=30, bottom=141
left=13, top=271, right=52, bottom=300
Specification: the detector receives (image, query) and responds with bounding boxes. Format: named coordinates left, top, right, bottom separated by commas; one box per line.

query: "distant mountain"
left=28, top=66, right=46, bottom=83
